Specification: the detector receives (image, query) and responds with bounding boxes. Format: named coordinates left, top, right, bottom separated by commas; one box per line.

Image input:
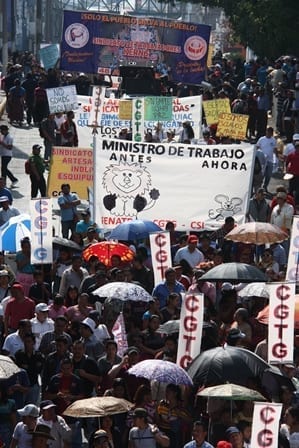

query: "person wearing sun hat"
left=28, top=423, right=55, bottom=448
left=91, top=429, right=110, bottom=448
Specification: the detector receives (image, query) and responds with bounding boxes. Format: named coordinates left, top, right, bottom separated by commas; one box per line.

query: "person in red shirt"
left=4, top=283, right=35, bottom=336
left=286, top=141, right=299, bottom=206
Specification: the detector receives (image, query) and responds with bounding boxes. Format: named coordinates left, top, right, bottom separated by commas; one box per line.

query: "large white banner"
left=30, top=198, right=53, bottom=264
left=268, top=282, right=295, bottom=364
left=95, top=138, right=254, bottom=231
left=75, top=95, right=203, bottom=146
left=286, top=215, right=299, bottom=282
left=177, top=293, right=203, bottom=369
left=251, top=402, right=282, bottom=448
left=46, top=85, right=78, bottom=114
left=149, top=231, right=172, bottom=286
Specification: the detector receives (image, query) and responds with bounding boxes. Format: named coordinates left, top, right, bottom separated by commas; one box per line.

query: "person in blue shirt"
left=57, top=184, right=81, bottom=239
left=0, top=177, right=13, bottom=205
left=184, top=420, right=214, bottom=448
left=152, top=267, right=185, bottom=309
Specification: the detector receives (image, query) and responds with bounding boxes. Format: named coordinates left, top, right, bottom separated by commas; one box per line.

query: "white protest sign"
left=149, top=231, right=172, bottom=286
left=251, top=402, right=282, bottom=448
left=177, top=293, right=203, bottom=369
left=112, top=312, right=128, bottom=357
left=30, top=198, right=53, bottom=264
left=95, top=139, right=254, bottom=231
left=46, top=85, right=78, bottom=114
left=268, top=282, right=295, bottom=364
left=286, top=215, right=299, bottom=282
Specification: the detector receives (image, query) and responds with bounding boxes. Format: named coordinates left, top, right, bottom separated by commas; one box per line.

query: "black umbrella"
left=52, top=237, right=83, bottom=252
left=199, top=262, right=266, bottom=283
left=187, top=346, right=271, bottom=387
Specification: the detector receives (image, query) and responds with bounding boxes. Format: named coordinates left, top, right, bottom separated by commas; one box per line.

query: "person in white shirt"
left=11, top=404, right=39, bottom=448
left=174, top=235, right=204, bottom=268
left=0, top=195, right=20, bottom=225
left=2, top=319, right=32, bottom=356
left=256, top=126, right=278, bottom=191
left=30, top=303, right=54, bottom=350
left=270, top=192, right=294, bottom=231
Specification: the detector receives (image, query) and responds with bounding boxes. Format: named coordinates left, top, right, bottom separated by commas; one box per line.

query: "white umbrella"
left=92, top=282, right=152, bottom=302
left=0, top=355, right=21, bottom=379
left=237, top=283, right=269, bottom=299
left=0, top=213, right=31, bottom=252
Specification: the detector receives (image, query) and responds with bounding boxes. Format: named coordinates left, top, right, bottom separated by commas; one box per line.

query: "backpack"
left=25, top=159, right=31, bottom=175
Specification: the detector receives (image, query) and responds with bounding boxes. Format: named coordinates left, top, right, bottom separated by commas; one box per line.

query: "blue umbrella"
left=0, top=214, right=31, bottom=252
left=109, top=219, right=162, bottom=241
left=128, top=359, right=193, bottom=386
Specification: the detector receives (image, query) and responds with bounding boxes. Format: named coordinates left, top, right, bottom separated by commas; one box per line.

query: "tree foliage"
left=180, top=0, right=298, bottom=59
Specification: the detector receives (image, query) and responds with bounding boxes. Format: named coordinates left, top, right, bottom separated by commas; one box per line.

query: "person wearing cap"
left=0, top=195, right=20, bottom=225
left=0, top=124, right=19, bottom=187
left=80, top=316, right=104, bottom=361
left=283, top=132, right=299, bottom=160
left=30, top=303, right=54, bottom=350
left=225, top=426, right=244, bottom=448
left=174, top=235, right=204, bottom=268
left=152, top=267, right=185, bottom=309
left=286, top=140, right=299, bottom=206
left=57, top=184, right=81, bottom=239
left=129, top=407, right=170, bottom=448
left=270, top=191, right=294, bottom=234
left=2, top=319, right=32, bottom=356
left=183, top=420, right=214, bottom=448
left=11, top=404, right=39, bottom=448
left=91, top=429, right=110, bottom=448
left=4, top=284, right=35, bottom=336
left=38, top=400, right=72, bottom=448
left=75, top=209, right=101, bottom=238
left=83, top=226, right=99, bottom=247
left=28, top=144, right=47, bottom=198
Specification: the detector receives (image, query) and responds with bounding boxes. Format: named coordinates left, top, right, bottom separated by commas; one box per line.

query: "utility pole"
left=35, top=0, right=42, bottom=54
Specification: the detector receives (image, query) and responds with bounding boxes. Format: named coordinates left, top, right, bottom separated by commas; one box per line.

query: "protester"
left=57, top=183, right=81, bottom=238
left=0, top=125, right=18, bottom=187
left=28, top=144, right=47, bottom=198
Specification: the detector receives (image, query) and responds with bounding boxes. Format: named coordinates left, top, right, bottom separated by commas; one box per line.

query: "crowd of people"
left=0, top=49, right=299, bottom=448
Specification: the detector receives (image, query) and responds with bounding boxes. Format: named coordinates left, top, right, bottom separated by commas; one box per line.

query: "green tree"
left=176, top=0, right=298, bottom=58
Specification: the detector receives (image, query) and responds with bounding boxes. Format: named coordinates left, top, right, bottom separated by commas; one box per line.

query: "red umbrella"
left=82, top=241, right=135, bottom=266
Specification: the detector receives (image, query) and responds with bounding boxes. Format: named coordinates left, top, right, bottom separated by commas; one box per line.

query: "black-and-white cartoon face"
left=111, top=167, right=143, bottom=194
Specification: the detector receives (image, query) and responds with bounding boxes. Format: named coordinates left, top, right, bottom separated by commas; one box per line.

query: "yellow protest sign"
left=203, top=98, right=231, bottom=125
left=216, top=113, right=249, bottom=140
left=119, top=100, right=132, bottom=120
left=47, top=147, right=93, bottom=200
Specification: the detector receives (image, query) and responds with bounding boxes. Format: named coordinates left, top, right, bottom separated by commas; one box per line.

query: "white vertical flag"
left=132, top=98, right=145, bottom=142
left=30, top=198, right=53, bottom=264
left=268, top=282, right=295, bottom=364
left=149, top=231, right=172, bottom=286
left=112, top=312, right=128, bottom=357
left=251, top=402, right=282, bottom=448
left=177, top=293, right=203, bottom=369
left=286, top=215, right=299, bottom=282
